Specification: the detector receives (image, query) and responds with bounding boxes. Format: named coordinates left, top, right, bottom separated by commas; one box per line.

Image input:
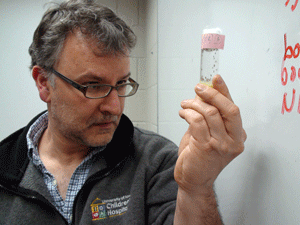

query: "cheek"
left=50, top=89, right=89, bottom=121
left=120, top=98, right=125, bottom=110
left=52, top=84, right=90, bottom=110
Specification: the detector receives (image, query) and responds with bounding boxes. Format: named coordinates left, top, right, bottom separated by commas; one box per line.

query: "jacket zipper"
left=0, top=183, right=69, bottom=225
left=71, top=158, right=126, bottom=224
left=0, top=150, right=130, bottom=225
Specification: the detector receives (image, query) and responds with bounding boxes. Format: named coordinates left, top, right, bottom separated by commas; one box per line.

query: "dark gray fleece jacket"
left=0, top=112, right=178, bottom=225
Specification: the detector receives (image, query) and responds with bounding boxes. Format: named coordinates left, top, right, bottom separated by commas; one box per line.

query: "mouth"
left=93, top=121, right=115, bottom=128
left=89, top=115, right=119, bottom=130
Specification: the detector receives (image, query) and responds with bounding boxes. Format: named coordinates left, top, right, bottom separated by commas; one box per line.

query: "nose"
left=99, top=88, right=123, bottom=115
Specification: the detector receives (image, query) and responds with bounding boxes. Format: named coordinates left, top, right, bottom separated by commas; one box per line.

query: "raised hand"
left=175, top=74, right=247, bottom=192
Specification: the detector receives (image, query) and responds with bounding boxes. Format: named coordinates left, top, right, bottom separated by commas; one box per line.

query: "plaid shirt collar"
left=27, top=111, right=48, bottom=168
left=26, top=111, right=105, bottom=224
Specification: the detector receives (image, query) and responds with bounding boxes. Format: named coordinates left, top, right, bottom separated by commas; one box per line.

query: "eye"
left=116, top=79, right=128, bottom=86
left=83, top=81, right=100, bottom=86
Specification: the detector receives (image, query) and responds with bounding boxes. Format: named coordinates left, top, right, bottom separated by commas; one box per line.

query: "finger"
left=194, top=84, right=244, bottom=141
left=181, top=99, right=228, bottom=141
left=212, top=74, right=233, bottom=102
left=179, top=108, right=210, bottom=143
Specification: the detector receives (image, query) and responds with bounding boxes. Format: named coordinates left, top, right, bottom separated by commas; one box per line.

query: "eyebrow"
left=75, top=72, right=131, bottom=83
left=121, top=73, right=131, bottom=80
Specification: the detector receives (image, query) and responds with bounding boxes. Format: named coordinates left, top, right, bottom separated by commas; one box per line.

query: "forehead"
left=55, top=31, right=130, bottom=78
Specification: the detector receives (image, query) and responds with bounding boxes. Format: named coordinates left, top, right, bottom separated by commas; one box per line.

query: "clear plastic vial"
left=200, top=28, right=225, bottom=87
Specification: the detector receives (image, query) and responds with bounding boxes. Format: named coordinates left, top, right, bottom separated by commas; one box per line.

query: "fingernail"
left=196, top=84, right=207, bottom=92
left=181, top=100, right=188, bottom=105
left=216, top=76, right=223, bottom=84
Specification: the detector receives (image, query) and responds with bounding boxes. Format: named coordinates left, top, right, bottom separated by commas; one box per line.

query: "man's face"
left=48, top=31, right=130, bottom=148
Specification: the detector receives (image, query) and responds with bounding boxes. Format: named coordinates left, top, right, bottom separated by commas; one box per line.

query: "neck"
left=38, top=126, right=92, bottom=201
left=38, top=126, right=91, bottom=167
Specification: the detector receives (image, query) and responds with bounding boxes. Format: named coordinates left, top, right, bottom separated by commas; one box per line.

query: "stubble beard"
left=49, top=99, right=120, bottom=149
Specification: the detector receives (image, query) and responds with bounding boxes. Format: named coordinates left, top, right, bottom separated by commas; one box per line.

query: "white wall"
left=0, top=0, right=157, bottom=141
left=157, top=1, right=300, bottom=224
left=0, top=0, right=54, bottom=140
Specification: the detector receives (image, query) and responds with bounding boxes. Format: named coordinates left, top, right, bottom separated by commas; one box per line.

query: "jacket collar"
left=0, top=111, right=134, bottom=188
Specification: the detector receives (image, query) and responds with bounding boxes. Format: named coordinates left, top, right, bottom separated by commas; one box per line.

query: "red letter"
left=285, top=0, right=290, bottom=6
left=284, top=34, right=293, bottom=60
left=282, top=89, right=296, bottom=114
left=294, top=43, right=300, bottom=58
left=292, top=0, right=299, bottom=11
left=285, top=0, right=299, bottom=11
left=281, top=66, right=288, bottom=85
left=291, top=66, right=296, bottom=81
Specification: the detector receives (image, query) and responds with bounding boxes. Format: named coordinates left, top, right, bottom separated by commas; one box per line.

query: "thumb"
left=212, top=74, right=233, bottom=102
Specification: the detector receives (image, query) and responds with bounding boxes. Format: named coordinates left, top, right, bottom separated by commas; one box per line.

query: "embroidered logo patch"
left=91, top=198, right=107, bottom=220
left=91, top=195, right=130, bottom=221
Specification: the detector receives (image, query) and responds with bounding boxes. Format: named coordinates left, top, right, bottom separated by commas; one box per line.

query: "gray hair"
left=29, top=0, right=136, bottom=73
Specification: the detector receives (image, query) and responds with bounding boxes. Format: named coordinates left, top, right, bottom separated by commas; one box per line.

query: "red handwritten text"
left=285, top=0, right=299, bottom=11
left=281, top=66, right=300, bottom=86
left=281, top=34, right=300, bottom=114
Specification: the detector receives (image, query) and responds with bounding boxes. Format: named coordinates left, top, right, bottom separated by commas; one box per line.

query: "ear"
left=32, top=66, right=52, bottom=103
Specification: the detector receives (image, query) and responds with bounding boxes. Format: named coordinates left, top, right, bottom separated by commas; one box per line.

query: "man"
left=0, top=1, right=246, bottom=224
